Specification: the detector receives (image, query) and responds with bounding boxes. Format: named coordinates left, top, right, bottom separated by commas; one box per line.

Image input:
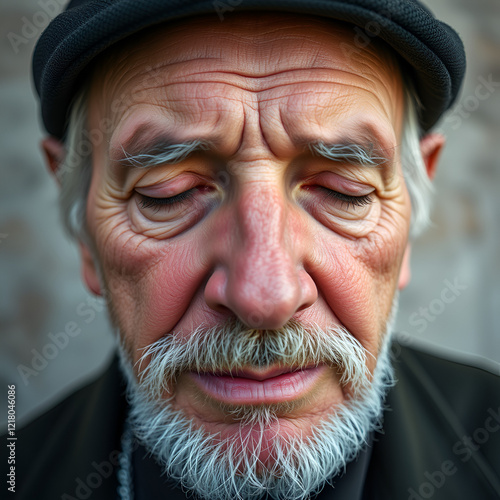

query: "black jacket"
left=5, top=344, right=500, bottom=499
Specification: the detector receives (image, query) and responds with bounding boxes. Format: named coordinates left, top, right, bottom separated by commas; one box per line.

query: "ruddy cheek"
left=354, top=205, right=410, bottom=279
left=305, top=234, right=380, bottom=353
left=110, top=238, right=208, bottom=356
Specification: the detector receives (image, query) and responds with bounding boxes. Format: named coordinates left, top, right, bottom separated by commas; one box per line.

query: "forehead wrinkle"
left=93, top=14, right=402, bottom=98
left=90, top=13, right=404, bottom=167
left=136, top=78, right=378, bottom=106
left=275, top=88, right=395, bottom=134
left=161, top=68, right=379, bottom=93
left=94, top=56, right=401, bottom=140
left=106, top=82, right=398, bottom=166
left=96, top=40, right=398, bottom=104
left=136, top=71, right=396, bottom=126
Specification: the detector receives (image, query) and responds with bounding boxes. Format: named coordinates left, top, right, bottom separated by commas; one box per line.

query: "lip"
left=189, top=366, right=327, bottom=405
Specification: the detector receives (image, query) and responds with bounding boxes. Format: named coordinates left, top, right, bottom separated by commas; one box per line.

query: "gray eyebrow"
left=117, top=138, right=388, bottom=169
left=118, top=139, right=211, bottom=168
left=310, top=142, right=388, bottom=167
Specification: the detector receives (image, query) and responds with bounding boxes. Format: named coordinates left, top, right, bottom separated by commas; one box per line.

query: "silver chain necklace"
left=117, top=415, right=134, bottom=500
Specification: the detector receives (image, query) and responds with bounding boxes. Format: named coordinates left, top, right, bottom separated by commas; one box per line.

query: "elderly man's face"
left=82, top=13, right=409, bottom=453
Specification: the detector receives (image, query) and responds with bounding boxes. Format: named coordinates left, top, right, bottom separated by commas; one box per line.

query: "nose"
left=204, top=184, right=317, bottom=329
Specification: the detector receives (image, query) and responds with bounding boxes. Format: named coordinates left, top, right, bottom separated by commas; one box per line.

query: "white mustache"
left=136, top=318, right=372, bottom=400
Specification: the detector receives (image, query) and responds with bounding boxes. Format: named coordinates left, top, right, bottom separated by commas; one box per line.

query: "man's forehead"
left=88, top=11, right=404, bottom=150
left=90, top=12, right=402, bottom=98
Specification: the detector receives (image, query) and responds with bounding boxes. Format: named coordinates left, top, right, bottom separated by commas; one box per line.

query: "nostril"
left=204, top=267, right=228, bottom=312
left=297, top=269, right=318, bottom=311
left=296, top=302, right=310, bottom=313
left=212, top=303, right=232, bottom=316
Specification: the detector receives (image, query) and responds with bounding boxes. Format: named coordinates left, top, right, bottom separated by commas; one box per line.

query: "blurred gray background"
left=1, top=0, right=499, bottom=429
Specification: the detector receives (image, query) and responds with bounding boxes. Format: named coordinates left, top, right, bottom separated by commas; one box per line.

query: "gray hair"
left=57, top=82, right=432, bottom=244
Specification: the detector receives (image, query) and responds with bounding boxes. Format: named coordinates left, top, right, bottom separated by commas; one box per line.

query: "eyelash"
left=137, top=186, right=372, bottom=214
left=322, top=189, right=373, bottom=208
left=138, top=189, right=195, bottom=211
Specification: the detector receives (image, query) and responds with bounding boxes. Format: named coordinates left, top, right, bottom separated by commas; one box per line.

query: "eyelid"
left=135, top=175, right=203, bottom=198
left=307, top=171, right=374, bottom=196
left=138, top=189, right=195, bottom=210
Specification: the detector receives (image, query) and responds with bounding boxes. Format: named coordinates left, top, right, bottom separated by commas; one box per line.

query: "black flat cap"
left=33, top=0, right=466, bottom=138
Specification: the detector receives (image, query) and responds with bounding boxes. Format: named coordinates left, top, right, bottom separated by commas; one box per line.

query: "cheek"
left=308, top=203, right=410, bottom=359
left=103, top=237, right=207, bottom=358
left=87, top=186, right=210, bottom=359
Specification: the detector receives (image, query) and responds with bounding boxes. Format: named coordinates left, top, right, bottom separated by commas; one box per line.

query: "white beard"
left=118, top=298, right=398, bottom=500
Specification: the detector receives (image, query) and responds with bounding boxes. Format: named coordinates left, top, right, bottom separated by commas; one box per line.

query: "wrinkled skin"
left=44, top=14, right=442, bottom=446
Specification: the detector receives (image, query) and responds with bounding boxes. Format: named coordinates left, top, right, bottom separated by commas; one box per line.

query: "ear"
left=79, top=242, right=102, bottom=296
left=419, top=133, right=445, bottom=180
left=398, top=244, right=411, bottom=290
left=41, top=137, right=65, bottom=184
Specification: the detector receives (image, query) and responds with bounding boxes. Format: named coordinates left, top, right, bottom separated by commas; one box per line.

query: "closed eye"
left=138, top=189, right=195, bottom=212
left=321, top=188, right=373, bottom=208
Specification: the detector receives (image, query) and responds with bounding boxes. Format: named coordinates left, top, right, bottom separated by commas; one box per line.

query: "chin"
left=117, top=317, right=396, bottom=500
